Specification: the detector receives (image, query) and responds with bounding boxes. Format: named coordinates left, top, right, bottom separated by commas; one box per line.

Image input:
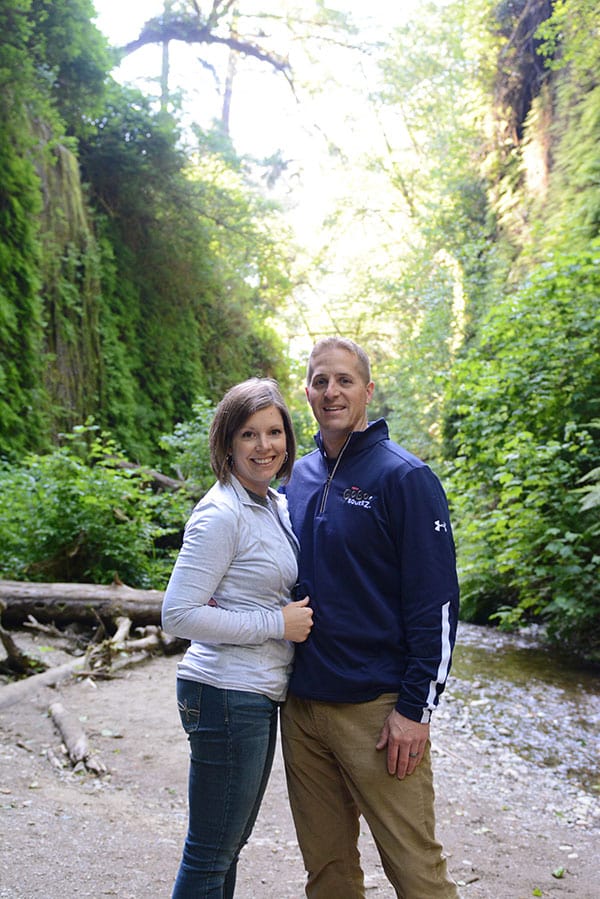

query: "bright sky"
left=91, top=1, right=420, bottom=347
left=92, top=1, right=413, bottom=157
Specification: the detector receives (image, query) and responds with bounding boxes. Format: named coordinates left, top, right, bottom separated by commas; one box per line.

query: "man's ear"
left=366, top=381, right=375, bottom=404
left=305, top=386, right=310, bottom=402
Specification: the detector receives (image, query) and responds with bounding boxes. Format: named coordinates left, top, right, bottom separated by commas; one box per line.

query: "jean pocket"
left=176, top=678, right=203, bottom=733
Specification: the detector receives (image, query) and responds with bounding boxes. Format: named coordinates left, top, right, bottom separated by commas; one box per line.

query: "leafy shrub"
left=0, top=423, right=191, bottom=588
left=158, top=397, right=215, bottom=492
left=444, top=245, right=600, bottom=658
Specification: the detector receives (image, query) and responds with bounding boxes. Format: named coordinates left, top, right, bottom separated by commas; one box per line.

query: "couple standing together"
left=161, top=337, right=461, bottom=899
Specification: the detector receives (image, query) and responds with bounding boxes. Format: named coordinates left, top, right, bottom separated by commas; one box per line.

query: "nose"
left=323, top=378, right=338, bottom=398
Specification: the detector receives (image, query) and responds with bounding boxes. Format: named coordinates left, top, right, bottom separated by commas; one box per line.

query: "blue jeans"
left=172, top=679, right=278, bottom=899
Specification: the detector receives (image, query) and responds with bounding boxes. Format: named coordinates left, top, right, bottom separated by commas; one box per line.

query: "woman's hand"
left=282, top=597, right=313, bottom=642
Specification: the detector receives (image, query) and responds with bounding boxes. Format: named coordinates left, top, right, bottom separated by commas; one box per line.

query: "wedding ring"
left=409, top=752, right=418, bottom=758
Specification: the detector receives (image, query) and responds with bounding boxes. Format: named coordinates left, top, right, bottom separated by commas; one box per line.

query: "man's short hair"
left=307, top=337, right=371, bottom=385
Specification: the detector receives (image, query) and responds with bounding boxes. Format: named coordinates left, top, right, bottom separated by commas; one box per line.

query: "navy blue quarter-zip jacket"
left=282, top=419, right=459, bottom=723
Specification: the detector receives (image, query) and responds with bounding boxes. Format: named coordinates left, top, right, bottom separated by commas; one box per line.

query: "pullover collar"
left=314, top=418, right=389, bottom=461
left=312, top=419, right=390, bottom=516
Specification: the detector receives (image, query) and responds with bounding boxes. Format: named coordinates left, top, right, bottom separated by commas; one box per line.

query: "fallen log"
left=0, top=620, right=178, bottom=709
left=49, top=700, right=88, bottom=764
left=0, top=602, right=48, bottom=676
left=113, top=458, right=189, bottom=493
left=0, top=657, right=87, bottom=710
left=0, top=580, right=165, bottom=627
left=49, top=700, right=108, bottom=774
left=23, top=616, right=88, bottom=652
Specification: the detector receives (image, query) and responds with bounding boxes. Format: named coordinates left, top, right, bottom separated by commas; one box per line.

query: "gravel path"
left=1, top=636, right=598, bottom=898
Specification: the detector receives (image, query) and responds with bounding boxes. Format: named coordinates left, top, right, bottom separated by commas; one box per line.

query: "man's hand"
left=375, top=709, right=429, bottom=779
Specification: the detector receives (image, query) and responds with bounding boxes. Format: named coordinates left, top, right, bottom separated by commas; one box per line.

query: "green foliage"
left=534, top=0, right=600, bottom=250
left=28, top=0, right=111, bottom=137
left=159, top=397, right=216, bottom=492
left=1, top=2, right=294, bottom=464
left=490, top=0, right=553, bottom=141
left=37, top=142, right=106, bottom=437
left=577, top=444, right=600, bottom=513
left=444, top=246, right=600, bottom=656
left=77, top=85, right=292, bottom=459
left=0, top=1, right=112, bottom=458
left=0, top=0, right=49, bottom=457
left=369, top=1, right=600, bottom=657
left=373, top=252, right=470, bottom=459
left=290, top=403, right=318, bottom=460
left=369, top=0, right=509, bottom=460
left=536, top=0, right=598, bottom=84
left=0, top=423, right=191, bottom=587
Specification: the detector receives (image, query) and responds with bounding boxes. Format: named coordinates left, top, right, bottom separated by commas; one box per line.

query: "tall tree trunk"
left=161, top=0, right=174, bottom=111
left=221, top=9, right=239, bottom=134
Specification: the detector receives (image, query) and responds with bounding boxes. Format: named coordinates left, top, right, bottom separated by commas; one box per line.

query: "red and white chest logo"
left=342, top=485, right=374, bottom=508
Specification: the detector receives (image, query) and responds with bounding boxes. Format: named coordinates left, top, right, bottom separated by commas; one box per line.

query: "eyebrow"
left=312, top=371, right=355, bottom=379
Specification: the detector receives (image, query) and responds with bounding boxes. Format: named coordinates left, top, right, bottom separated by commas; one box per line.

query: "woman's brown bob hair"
left=209, top=378, right=296, bottom=485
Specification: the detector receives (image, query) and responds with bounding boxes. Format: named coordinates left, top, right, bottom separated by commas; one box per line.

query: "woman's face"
left=230, top=405, right=287, bottom=496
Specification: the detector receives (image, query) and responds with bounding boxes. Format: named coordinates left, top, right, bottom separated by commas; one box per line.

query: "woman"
left=162, top=378, right=313, bottom=899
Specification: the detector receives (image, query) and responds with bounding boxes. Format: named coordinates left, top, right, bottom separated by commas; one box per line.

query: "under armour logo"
left=434, top=520, right=448, bottom=532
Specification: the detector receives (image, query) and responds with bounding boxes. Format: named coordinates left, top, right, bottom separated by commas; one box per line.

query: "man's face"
left=306, top=346, right=374, bottom=444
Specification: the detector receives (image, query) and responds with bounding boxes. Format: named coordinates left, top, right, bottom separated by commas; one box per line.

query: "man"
left=281, top=337, right=460, bottom=898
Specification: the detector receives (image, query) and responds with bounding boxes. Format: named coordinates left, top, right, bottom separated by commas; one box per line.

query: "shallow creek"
left=444, top=623, right=600, bottom=795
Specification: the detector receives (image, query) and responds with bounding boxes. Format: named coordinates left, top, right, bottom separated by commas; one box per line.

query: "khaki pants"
left=281, top=693, right=459, bottom=899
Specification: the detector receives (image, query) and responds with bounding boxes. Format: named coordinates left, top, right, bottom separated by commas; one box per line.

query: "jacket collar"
left=314, top=418, right=389, bottom=460
left=229, top=473, right=284, bottom=508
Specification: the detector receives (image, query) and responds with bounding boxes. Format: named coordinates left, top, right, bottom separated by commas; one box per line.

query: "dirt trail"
left=1, top=641, right=598, bottom=898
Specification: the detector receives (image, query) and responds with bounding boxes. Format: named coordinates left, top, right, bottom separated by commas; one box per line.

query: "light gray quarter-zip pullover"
left=162, top=475, right=299, bottom=702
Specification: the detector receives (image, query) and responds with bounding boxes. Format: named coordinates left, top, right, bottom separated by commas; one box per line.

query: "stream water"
left=446, top=623, right=600, bottom=795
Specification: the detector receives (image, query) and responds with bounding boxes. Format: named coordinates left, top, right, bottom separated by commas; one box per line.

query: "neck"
left=321, top=430, right=351, bottom=459
left=321, top=419, right=369, bottom=458
left=233, top=474, right=269, bottom=498
left=249, top=484, right=269, bottom=498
